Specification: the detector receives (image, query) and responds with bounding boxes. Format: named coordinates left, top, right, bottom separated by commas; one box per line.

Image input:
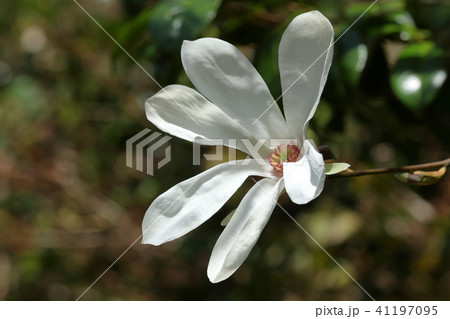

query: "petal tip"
left=207, top=261, right=230, bottom=284
left=303, top=9, right=326, bottom=19
left=207, top=269, right=225, bottom=284
left=207, top=276, right=219, bottom=284
left=308, top=9, right=322, bottom=15
left=141, top=233, right=164, bottom=246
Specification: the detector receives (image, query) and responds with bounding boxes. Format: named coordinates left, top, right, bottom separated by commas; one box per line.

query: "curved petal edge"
left=207, top=178, right=284, bottom=283
left=283, top=140, right=325, bottom=204
left=142, top=159, right=275, bottom=246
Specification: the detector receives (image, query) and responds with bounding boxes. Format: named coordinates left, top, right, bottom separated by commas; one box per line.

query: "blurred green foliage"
left=149, top=0, right=222, bottom=51
left=390, top=41, right=446, bottom=109
left=0, top=0, right=449, bottom=300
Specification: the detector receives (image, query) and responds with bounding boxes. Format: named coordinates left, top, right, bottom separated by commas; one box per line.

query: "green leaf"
left=149, top=0, right=222, bottom=52
left=313, top=101, right=333, bottom=129
left=254, top=35, right=282, bottom=99
left=367, top=12, right=421, bottom=40
left=339, top=30, right=368, bottom=87
left=114, top=7, right=155, bottom=60
left=221, top=209, right=235, bottom=226
left=411, top=1, right=450, bottom=30
left=325, top=163, right=351, bottom=175
left=346, top=0, right=406, bottom=19
left=390, top=41, right=447, bottom=110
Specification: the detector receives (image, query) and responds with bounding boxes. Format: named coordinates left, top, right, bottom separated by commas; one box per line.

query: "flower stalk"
left=328, top=158, right=450, bottom=179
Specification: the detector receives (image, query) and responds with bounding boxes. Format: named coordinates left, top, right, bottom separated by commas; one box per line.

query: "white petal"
left=142, top=159, right=275, bottom=246
left=207, top=178, right=284, bottom=283
left=145, top=85, right=271, bottom=157
left=278, top=11, right=334, bottom=140
left=181, top=38, right=289, bottom=141
left=284, top=140, right=325, bottom=204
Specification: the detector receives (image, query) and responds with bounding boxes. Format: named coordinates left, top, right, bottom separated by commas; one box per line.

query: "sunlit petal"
left=145, top=85, right=272, bottom=157
left=207, top=178, right=284, bottom=283
left=284, top=140, right=325, bottom=204
left=279, top=11, right=334, bottom=140
left=182, top=38, right=289, bottom=141
left=142, top=160, right=274, bottom=246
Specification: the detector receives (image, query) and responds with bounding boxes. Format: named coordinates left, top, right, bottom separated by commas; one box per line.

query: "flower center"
left=269, top=144, right=301, bottom=176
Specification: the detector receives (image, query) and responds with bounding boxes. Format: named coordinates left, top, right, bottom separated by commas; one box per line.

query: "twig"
left=329, top=158, right=450, bottom=178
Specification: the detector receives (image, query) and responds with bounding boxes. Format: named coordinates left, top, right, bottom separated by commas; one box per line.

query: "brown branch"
left=328, top=158, right=450, bottom=178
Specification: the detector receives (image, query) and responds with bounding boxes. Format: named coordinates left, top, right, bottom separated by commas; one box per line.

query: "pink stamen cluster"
left=269, top=144, right=301, bottom=176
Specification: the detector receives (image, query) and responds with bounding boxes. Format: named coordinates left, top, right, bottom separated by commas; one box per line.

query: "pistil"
left=269, top=144, right=301, bottom=176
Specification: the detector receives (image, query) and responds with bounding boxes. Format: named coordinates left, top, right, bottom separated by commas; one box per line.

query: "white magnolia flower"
left=142, top=11, right=335, bottom=283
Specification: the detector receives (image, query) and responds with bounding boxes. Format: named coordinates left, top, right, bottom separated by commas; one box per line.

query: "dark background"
left=0, top=0, right=449, bottom=300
